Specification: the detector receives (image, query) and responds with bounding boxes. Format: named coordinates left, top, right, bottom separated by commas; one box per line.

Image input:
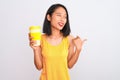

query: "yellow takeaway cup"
left=29, top=26, right=41, bottom=46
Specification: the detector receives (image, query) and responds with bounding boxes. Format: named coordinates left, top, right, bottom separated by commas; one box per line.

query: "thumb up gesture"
left=72, top=36, right=87, bottom=51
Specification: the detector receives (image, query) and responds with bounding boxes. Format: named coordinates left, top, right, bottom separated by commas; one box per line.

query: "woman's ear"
left=47, top=14, right=51, bottom=21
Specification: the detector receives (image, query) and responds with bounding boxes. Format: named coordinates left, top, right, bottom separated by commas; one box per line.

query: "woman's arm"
left=33, top=46, right=43, bottom=70
left=67, top=35, right=86, bottom=69
left=29, top=34, right=43, bottom=70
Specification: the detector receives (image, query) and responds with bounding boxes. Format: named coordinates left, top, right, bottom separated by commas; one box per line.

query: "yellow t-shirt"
left=40, top=34, right=70, bottom=80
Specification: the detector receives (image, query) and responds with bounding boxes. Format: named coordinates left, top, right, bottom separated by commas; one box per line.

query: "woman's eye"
left=57, top=14, right=61, bottom=17
left=56, top=14, right=67, bottom=19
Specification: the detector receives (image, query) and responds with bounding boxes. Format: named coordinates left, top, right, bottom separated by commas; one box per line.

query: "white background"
left=0, top=0, right=120, bottom=80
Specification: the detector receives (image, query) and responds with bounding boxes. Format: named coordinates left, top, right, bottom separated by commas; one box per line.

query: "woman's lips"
left=58, top=22, right=64, bottom=27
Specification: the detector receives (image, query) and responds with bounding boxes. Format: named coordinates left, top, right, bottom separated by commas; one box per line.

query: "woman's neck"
left=50, top=28, right=63, bottom=39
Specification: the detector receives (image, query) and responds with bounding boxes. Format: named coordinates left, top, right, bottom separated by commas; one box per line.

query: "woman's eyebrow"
left=55, top=12, right=67, bottom=15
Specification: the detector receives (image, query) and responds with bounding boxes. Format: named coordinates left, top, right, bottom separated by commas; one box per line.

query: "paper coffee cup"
left=29, top=26, right=41, bottom=46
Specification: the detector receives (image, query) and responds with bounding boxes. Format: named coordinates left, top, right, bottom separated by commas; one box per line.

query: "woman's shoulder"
left=41, top=33, right=47, bottom=40
left=41, top=33, right=47, bottom=38
left=41, top=33, right=46, bottom=36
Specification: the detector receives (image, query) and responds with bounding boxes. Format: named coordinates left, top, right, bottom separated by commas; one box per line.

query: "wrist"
left=33, top=47, right=41, bottom=53
left=76, top=48, right=81, bottom=53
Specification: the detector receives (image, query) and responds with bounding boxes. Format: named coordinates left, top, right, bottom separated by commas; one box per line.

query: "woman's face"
left=47, top=7, right=67, bottom=31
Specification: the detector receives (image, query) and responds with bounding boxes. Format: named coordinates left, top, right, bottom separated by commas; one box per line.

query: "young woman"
left=29, top=3, right=86, bottom=80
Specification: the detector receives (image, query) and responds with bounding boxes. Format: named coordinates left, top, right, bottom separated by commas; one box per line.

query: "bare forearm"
left=33, top=49, right=43, bottom=70
left=68, top=49, right=81, bottom=69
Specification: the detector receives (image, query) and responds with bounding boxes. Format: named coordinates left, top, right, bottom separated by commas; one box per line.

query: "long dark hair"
left=43, top=3, right=71, bottom=37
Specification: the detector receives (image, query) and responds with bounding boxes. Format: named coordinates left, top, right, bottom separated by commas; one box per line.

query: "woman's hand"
left=73, top=36, right=87, bottom=51
left=28, top=33, right=40, bottom=51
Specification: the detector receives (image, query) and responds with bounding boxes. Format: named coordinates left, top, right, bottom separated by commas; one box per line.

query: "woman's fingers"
left=28, top=33, right=36, bottom=47
left=73, top=36, right=80, bottom=40
left=73, top=36, right=87, bottom=48
left=82, top=39, right=87, bottom=44
left=74, top=36, right=87, bottom=43
left=28, top=33, right=34, bottom=41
